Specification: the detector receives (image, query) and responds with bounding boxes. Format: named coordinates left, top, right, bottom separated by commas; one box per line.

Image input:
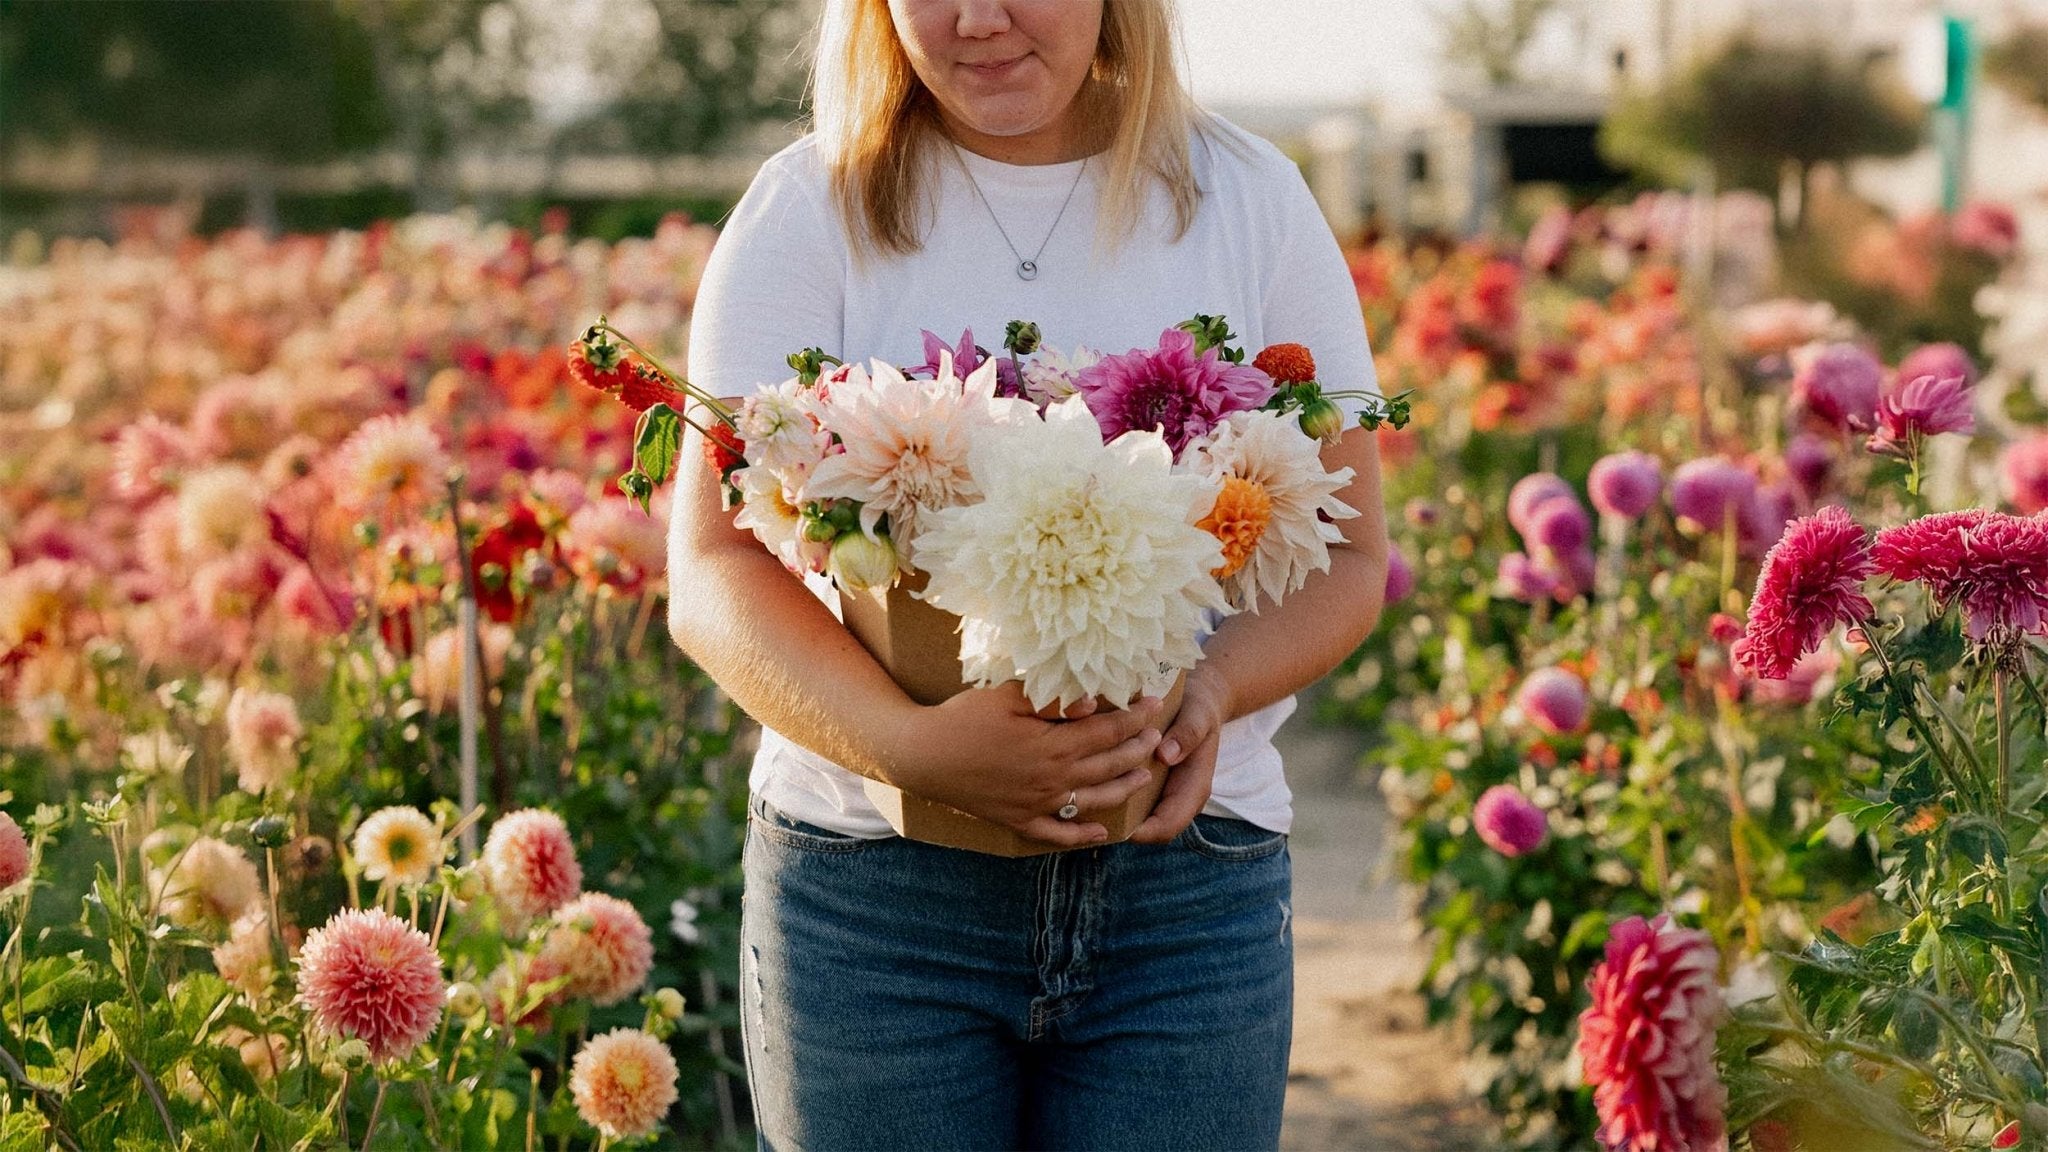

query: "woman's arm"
left=1130, top=425, right=1389, bottom=841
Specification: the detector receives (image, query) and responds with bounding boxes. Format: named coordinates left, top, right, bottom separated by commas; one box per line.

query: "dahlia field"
left=0, top=189, right=2044, bottom=1151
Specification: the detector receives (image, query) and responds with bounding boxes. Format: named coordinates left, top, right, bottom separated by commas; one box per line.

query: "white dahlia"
left=730, top=466, right=825, bottom=574
left=1021, top=345, right=1101, bottom=407
left=734, top=378, right=828, bottom=477
left=914, top=397, right=1228, bottom=712
left=803, top=357, right=1029, bottom=566
left=1182, top=410, right=1359, bottom=613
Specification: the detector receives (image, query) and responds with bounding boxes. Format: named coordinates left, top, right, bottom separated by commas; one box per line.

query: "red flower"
left=703, top=422, right=746, bottom=476
left=1251, top=343, right=1316, bottom=385
left=1873, top=510, right=2048, bottom=651
left=567, top=337, right=635, bottom=397
left=471, top=502, right=554, bottom=624
left=1734, top=507, right=1873, bottom=680
left=619, top=362, right=687, bottom=414
left=1578, top=915, right=1727, bottom=1152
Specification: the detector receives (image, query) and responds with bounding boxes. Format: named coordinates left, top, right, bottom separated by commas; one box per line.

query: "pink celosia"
left=295, top=908, right=444, bottom=1064
left=1071, top=327, right=1274, bottom=455
left=1791, top=342, right=1883, bottom=432
left=0, top=812, right=27, bottom=890
left=1507, top=473, right=1576, bottom=536
left=225, top=686, right=302, bottom=794
left=1517, top=667, right=1589, bottom=734
left=1734, top=507, right=1874, bottom=680
left=1669, top=458, right=1756, bottom=534
left=1473, top=785, right=1547, bottom=857
left=1873, top=510, right=2048, bottom=651
left=2003, top=434, right=2048, bottom=515
left=483, top=809, right=582, bottom=924
left=1870, top=373, right=1974, bottom=453
left=570, top=1028, right=680, bottom=1140
left=1895, top=342, right=1976, bottom=390
left=1588, top=452, right=1663, bottom=520
left=1578, top=915, right=1727, bottom=1152
left=541, top=893, right=655, bottom=1007
left=1384, top=548, right=1415, bottom=605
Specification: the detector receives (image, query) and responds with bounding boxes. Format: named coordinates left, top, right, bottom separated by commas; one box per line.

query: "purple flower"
left=1528, top=498, right=1592, bottom=555
left=1517, top=666, right=1589, bottom=734
left=1474, top=785, right=1548, bottom=858
left=1498, top=553, right=1560, bottom=604
left=1670, top=457, right=1756, bottom=533
left=1792, top=343, right=1883, bottom=432
left=1072, top=328, right=1275, bottom=455
left=1738, top=482, right=1797, bottom=558
left=1508, top=473, right=1576, bottom=537
left=912, top=329, right=1020, bottom=394
left=1870, top=373, right=1974, bottom=453
left=1896, top=342, right=1976, bottom=390
left=1588, top=452, right=1662, bottom=520
left=1384, top=547, right=1416, bottom=604
left=1784, top=433, right=1833, bottom=497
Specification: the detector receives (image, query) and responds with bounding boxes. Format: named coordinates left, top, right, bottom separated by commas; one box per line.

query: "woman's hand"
left=886, top=684, right=1167, bottom=849
left=1128, top=664, right=1230, bottom=844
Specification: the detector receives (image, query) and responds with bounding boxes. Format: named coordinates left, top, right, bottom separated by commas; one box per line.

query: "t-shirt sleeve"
left=686, top=147, right=847, bottom=399
left=1258, top=164, right=1381, bottom=414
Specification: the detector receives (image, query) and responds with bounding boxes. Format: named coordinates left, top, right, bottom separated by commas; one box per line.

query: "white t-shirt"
left=680, top=115, right=1380, bottom=837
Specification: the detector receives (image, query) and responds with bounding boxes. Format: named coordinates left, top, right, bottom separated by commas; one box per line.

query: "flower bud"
left=800, top=512, right=839, bottom=544
left=248, top=815, right=291, bottom=848
left=1004, top=320, right=1041, bottom=356
left=448, top=863, right=487, bottom=904
left=827, top=532, right=899, bottom=591
left=446, top=981, right=485, bottom=1019
left=332, top=1038, right=373, bottom=1072
left=1297, top=397, right=1346, bottom=445
left=652, top=987, right=686, bottom=1021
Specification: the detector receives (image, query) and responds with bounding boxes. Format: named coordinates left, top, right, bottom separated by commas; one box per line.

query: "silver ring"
left=1057, top=791, right=1079, bottom=821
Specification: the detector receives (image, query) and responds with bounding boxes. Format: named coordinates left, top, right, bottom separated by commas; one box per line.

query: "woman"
left=666, top=1, right=1390, bottom=1147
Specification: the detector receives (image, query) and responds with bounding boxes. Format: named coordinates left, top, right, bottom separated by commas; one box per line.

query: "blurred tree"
left=1600, top=37, right=1924, bottom=230
left=1984, top=24, right=2048, bottom=114
left=579, top=0, right=810, bottom=155
left=1436, top=0, right=1561, bottom=88
left=0, top=0, right=388, bottom=160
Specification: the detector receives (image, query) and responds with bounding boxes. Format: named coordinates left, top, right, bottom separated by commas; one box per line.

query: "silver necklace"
left=952, top=147, right=1087, bottom=281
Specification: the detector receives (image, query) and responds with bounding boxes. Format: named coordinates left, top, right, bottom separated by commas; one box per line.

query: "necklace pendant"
left=1017, top=260, right=1037, bottom=281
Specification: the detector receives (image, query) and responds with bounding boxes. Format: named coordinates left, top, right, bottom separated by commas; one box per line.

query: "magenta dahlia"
left=1896, top=342, right=1976, bottom=390
left=295, top=908, right=445, bottom=1064
left=1873, top=510, right=2048, bottom=651
left=1669, top=458, right=1756, bottom=534
left=1733, top=506, right=1874, bottom=680
left=1508, top=473, right=1577, bottom=537
left=1578, top=915, right=1727, bottom=1152
left=1384, top=547, right=1416, bottom=605
left=1792, top=342, right=1883, bottom=432
left=1473, top=785, right=1547, bottom=857
left=1071, top=327, right=1275, bottom=455
left=1588, top=452, right=1663, bottom=520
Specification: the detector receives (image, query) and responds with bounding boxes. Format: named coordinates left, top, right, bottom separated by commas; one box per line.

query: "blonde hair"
left=810, top=0, right=1207, bottom=259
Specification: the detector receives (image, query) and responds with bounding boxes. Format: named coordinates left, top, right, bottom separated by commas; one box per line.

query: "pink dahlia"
left=1072, top=327, right=1275, bottom=456
left=225, top=686, right=301, bottom=794
left=111, top=416, right=194, bottom=502
left=0, top=812, right=27, bottom=890
left=2004, top=434, right=2048, bottom=515
left=570, top=1028, right=680, bottom=1140
left=1791, top=342, right=1883, bottom=432
left=1896, top=342, right=1976, bottom=390
left=1578, top=914, right=1727, bottom=1152
left=1517, top=667, right=1589, bottom=734
left=541, top=893, right=655, bottom=1007
left=1473, top=785, right=1547, bottom=857
left=1508, top=473, right=1577, bottom=537
left=1589, top=452, right=1663, bottom=520
left=1734, top=507, right=1874, bottom=680
left=295, top=908, right=444, bottom=1064
left=1871, top=373, right=1974, bottom=452
left=1873, top=510, right=2048, bottom=650
left=1669, top=458, right=1756, bottom=534
left=1384, top=547, right=1416, bottom=605
left=483, top=809, right=582, bottom=924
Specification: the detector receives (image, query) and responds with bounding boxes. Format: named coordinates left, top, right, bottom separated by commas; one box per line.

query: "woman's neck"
left=934, top=87, right=1110, bottom=166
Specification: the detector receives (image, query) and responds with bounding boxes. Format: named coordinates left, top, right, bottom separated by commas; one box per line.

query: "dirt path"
left=1274, top=709, right=1488, bottom=1151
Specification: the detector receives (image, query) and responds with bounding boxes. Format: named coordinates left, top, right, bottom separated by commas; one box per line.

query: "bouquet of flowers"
left=568, top=315, right=1408, bottom=850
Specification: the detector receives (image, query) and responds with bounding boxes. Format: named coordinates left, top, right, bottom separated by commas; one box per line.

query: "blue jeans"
left=739, top=795, right=1294, bottom=1152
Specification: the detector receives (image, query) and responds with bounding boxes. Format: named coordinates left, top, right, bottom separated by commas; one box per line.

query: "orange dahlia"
left=1196, top=475, right=1273, bottom=578
left=541, top=892, right=654, bottom=1007
left=1252, top=342, right=1316, bottom=385
left=571, top=1028, right=680, bottom=1140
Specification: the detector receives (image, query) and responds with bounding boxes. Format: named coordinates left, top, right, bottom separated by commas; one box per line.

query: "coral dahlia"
left=1072, top=327, right=1275, bottom=456
left=1252, top=342, right=1316, bottom=385
left=0, top=812, right=27, bottom=890
left=1578, top=915, right=1727, bottom=1152
left=295, top=908, right=444, bottom=1064
left=353, top=807, right=443, bottom=887
left=1734, top=506, right=1874, bottom=680
left=571, top=1028, right=680, bottom=1140
left=541, top=893, right=655, bottom=1007
left=483, top=809, right=582, bottom=924
left=1873, top=510, right=2048, bottom=652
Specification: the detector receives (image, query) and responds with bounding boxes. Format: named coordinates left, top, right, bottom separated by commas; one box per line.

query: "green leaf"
left=1941, top=905, right=2040, bottom=965
left=634, top=403, right=683, bottom=485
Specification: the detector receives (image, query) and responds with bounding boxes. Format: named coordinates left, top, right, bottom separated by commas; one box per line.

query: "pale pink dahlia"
left=214, top=909, right=285, bottom=997
left=1873, top=510, right=2048, bottom=650
left=1733, top=507, right=1874, bottom=680
left=483, top=809, right=582, bottom=924
left=541, top=893, right=655, bottom=1006
left=561, top=498, right=667, bottom=594
left=1473, top=785, right=1547, bottom=857
left=0, top=812, right=28, bottom=890
left=1669, top=458, right=1755, bottom=534
left=225, top=686, right=301, bottom=793
left=570, top=1028, right=680, bottom=1141
left=295, top=908, right=444, bottom=1064
left=1791, top=342, right=1883, bottom=432
left=2004, top=434, right=2048, bottom=515
left=1517, top=667, right=1589, bottom=734
left=153, top=836, right=260, bottom=930
left=331, top=414, right=449, bottom=522
left=1578, top=915, right=1727, bottom=1152
left=1072, top=327, right=1274, bottom=456
left=1588, top=452, right=1663, bottom=520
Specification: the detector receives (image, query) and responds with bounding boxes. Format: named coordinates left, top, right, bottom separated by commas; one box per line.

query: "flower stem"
left=1994, top=668, right=2011, bottom=814
left=1719, top=503, right=1740, bottom=614
left=591, top=323, right=734, bottom=421
left=360, top=1079, right=388, bottom=1152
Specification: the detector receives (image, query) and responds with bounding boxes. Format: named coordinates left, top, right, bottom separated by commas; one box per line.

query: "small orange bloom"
left=1196, top=476, right=1273, bottom=579
left=1252, top=343, right=1316, bottom=384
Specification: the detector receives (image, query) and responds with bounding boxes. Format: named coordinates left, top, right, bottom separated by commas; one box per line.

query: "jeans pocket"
left=1181, top=814, right=1289, bottom=862
left=749, top=797, right=880, bottom=855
